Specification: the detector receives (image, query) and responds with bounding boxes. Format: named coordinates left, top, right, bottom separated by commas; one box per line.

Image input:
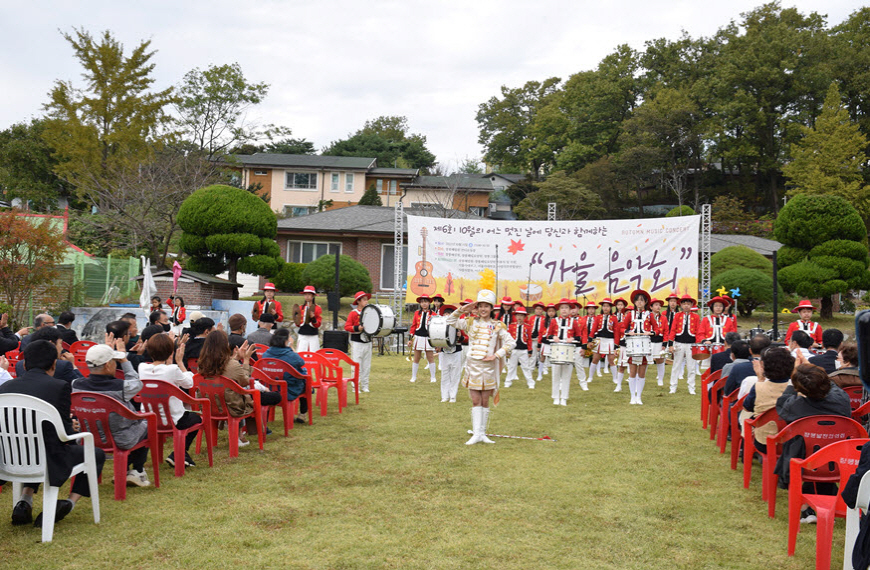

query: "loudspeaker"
left=322, top=330, right=349, bottom=353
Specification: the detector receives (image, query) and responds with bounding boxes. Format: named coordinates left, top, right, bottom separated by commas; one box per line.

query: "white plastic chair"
left=0, top=393, right=100, bottom=542
left=845, top=470, right=870, bottom=569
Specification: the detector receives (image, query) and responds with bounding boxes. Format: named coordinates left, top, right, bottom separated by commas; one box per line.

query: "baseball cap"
left=85, top=344, right=127, bottom=367
left=188, top=310, right=205, bottom=322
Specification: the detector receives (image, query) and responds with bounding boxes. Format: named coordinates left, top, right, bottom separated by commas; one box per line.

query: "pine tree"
left=358, top=184, right=383, bottom=206
left=783, top=83, right=870, bottom=219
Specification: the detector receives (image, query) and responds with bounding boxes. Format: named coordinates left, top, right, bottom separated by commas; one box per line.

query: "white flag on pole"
left=139, top=256, right=156, bottom=312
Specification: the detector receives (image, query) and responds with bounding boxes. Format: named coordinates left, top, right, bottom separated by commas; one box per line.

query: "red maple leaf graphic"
left=507, top=239, right=525, bottom=255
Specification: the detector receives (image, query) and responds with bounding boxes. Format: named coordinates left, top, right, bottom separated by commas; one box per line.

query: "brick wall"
left=151, top=280, right=237, bottom=309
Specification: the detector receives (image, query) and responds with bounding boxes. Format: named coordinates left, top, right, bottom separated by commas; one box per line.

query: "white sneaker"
left=126, top=469, right=151, bottom=487
left=543, top=369, right=549, bottom=375
left=362, top=387, right=370, bottom=393
left=596, top=370, right=602, bottom=377
left=553, top=398, right=560, bottom=405
left=689, top=388, right=696, bottom=395
left=581, top=383, right=588, bottom=391
left=614, top=385, right=621, bottom=392
left=238, top=437, right=250, bottom=447
left=441, top=398, right=448, bottom=403
left=629, top=397, right=637, bottom=405
left=409, top=377, right=416, bottom=383
left=430, top=377, right=437, bottom=383
left=528, top=384, right=535, bottom=389
left=636, top=398, right=643, bottom=405
left=505, top=382, right=512, bottom=388
left=559, top=399, right=567, bottom=406
left=669, top=388, right=677, bottom=394
left=449, top=398, right=456, bottom=403
left=657, top=380, right=663, bottom=387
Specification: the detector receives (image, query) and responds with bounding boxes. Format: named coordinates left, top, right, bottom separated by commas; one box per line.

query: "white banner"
left=405, top=215, right=700, bottom=305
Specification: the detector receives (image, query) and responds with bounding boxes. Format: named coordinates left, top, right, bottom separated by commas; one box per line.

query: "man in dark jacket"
left=0, top=340, right=105, bottom=527
left=56, top=311, right=79, bottom=345
left=14, top=327, right=83, bottom=384
left=724, top=334, right=771, bottom=396
left=809, top=328, right=843, bottom=374
left=0, top=312, right=31, bottom=354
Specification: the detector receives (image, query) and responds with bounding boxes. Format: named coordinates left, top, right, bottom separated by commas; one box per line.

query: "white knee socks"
left=636, top=376, right=645, bottom=404
left=628, top=377, right=637, bottom=403
left=411, top=362, right=419, bottom=382
left=429, top=362, right=437, bottom=382
left=656, top=363, right=665, bottom=386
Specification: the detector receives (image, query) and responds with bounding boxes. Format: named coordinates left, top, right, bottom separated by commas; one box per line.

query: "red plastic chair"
left=729, top=393, right=748, bottom=470
left=716, top=387, right=739, bottom=453
left=298, top=351, right=346, bottom=416
left=70, top=340, right=96, bottom=373
left=61, top=341, right=71, bottom=351
left=254, top=358, right=314, bottom=426
left=787, top=438, right=870, bottom=570
left=193, top=374, right=264, bottom=457
left=764, top=415, right=867, bottom=518
left=252, top=344, right=269, bottom=358
left=5, top=349, right=19, bottom=378
left=701, top=369, right=721, bottom=429
left=187, top=358, right=198, bottom=374
left=317, top=348, right=360, bottom=405
left=843, top=385, right=864, bottom=412
left=70, top=391, right=161, bottom=501
left=250, top=368, right=293, bottom=436
left=707, top=375, right=728, bottom=440
left=853, top=400, right=870, bottom=423
left=133, top=379, right=213, bottom=477
left=743, top=407, right=787, bottom=497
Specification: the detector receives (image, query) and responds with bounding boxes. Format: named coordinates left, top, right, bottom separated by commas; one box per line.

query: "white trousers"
left=507, top=349, right=535, bottom=387
left=350, top=340, right=372, bottom=391
left=551, top=363, right=572, bottom=400
left=440, top=350, right=462, bottom=400
left=670, top=342, right=696, bottom=390
left=574, top=349, right=587, bottom=384
left=297, top=334, right=320, bottom=353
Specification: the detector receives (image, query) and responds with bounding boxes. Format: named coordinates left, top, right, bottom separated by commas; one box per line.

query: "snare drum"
left=428, top=316, right=457, bottom=348
left=550, top=342, right=576, bottom=365
left=747, top=327, right=765, bottom=339
left=691, top=344, right=712, bottom=360
left=710, top=343, right=726, bottom=355
left=626, top=335, right=652, bottom=357
left=361, top=304, right=395, bottom=338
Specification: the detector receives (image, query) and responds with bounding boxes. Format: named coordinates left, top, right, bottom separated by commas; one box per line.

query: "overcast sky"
left=0, top=1, right=861, bottom=169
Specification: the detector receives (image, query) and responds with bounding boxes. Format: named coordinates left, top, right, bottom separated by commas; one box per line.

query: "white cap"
left=475, top=289, right=497, bottom=307
left=85, top=344, right=127, bottom=367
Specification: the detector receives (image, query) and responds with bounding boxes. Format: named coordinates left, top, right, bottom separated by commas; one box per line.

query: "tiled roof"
left=404, top=174, right=495, bottom=191
left=227, top=153, right=376, bottom=170
left=711, top=234, right=782, bottom=255
left=367, top=167, right=419, bottom=177
left=277, top=205, right=484, bottom=234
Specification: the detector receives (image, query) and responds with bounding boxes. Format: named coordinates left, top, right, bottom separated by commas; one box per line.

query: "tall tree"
left=514, top=171, right=605, bottom=220
left=262, top=138, right=316, bottom=155
left=475, top=78, right=561, bottom=178
left=831, top=8, right=870, bottom=138
left=42, top=28, right=175, bottom=195
left=783, top=83, right=870, bottom=220
left=323, top=115, right=436, bottom=171
left=0, top=119, right=72, bottom=210
left=175, top=62, right=290, bottom=159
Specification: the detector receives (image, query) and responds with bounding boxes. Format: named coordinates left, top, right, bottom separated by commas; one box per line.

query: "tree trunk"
left=228, top=258, right=238, bottom=285
left=820, top=296, right=833, bottom=320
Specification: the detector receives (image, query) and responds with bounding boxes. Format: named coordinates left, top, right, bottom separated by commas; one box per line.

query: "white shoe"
left=543, top=369, right=549, bottom=375
left=581, top=383, right=588, bottom=391
left=409, top=377, right=416, bottom=383
left=126, top=469, right=151, bottom=487
left=424, top=363, right=430, bottom=370
left=657, top=380, right=663, bottom=387
left=505, top=382, right=512, bottom=388
left=689, top=388, right=696, bottom=395
left=679, top=375, right=684, bottom=380
left=528, top=384, right=535, bottom=389
left=669, top=388, right=677, bottom=394
left=362, top=388, right=370, bottom=393
left=430, top=377, right=437, bottom=383
left=629, top=397, right=637, bottom=405
left=597, top=370, right=602, bottom=377
left=636, top=398, right=643, bottom=405
left=441, top=398, right=448, bottom=403
left=480, top=408, right=495, bottom=443
left=553, top=398, right=560, bottom=405
left=466, top=407, right=482, bottom=445
left=614, top=385, right=621, bottom=392
left=449, top=398, right=456, bottom=403
left=560, top=399, right=567, bottom=406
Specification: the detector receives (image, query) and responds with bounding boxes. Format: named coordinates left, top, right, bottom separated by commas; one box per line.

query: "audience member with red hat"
left=591, top=298, right=620, bottom=382
left=296, top=285, right=323, bottom=352
left=784, top=300, right=823, bottom=347
left=252, top=282, right=284, bottom=323
left=667, top=294, right=700, bottom=394
left=506, top=305, right=535, bottom=389
left=438, top=304, right=463, bottom=402
left=528, top=302, right=547, bottom=382
left=409, top=295, right=437, bottom=383
left=546, top=299, right=584, bottom=405
left=344, top=291, right=372, bottom=392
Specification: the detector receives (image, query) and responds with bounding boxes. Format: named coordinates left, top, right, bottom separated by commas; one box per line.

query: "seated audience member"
left=196, top=330, right=281, bottom=445
left=809, top=328, right=843, bottom=374
left=0, top=340, right=106, bottom=527
left=19, top=314, right=56, bottom=350
left=72, top=342, right=151, bottom=487
left=775, top=360, right=852, bottom=522
left=107, top=320, right=150, bottom=371
left=829, top=342, right=861, bottom=388
left=0, top=312, right=30, bottom=354
left=721, top=339, right=750, bottom=381
left=743, top=347, right=794, bottom=454
left=14, top=327, right=83, bottom=383
left=228, top=314, right=248, bottom=350
left=0, top=356, right=11, bottom=385
left=149, top=310, right=171, bottom=333
left=137, top=333, right=201, bottom=468
left=725, top=334, right=771, bottom=396
left=183, top=317, right=214, bottom=363
left=120, top=313, right=140, bottom=350
left=710, top=332, right=741, bottom=374
left=57, top=311, right=79, bottom=345
left=788, top=330, right=814, bottom=360
left=180, top=311, right=204, bottom=340
left=246, top=313, right=276, bottom=346
left=262, top=328, right=309, bottom=424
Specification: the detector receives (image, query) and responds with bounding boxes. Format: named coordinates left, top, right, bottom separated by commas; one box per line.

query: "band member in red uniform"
left=722, top=295, right=738, bottom=331
left=506, top=306, right=535, bottom=388
left=167, top=295, right=186, bottom=329
left=344, top=291, right=372, bottom=393
left=539, top=303, right=557, bottom=376
left=667, top=294, right=700, bottom=394
left=578, top=301, right=598, bottom=380
left=698, top=296, right=738, bottom=345
left=409, top=295, right=437, bottom=383
left=527, top=302, right=547, bottom=382
left=439, top=304, right=463, bottom=403
left=546, top=299, right=583, bottom=405
left=295, top=285, right=322, bottom=352
left=252, top=282, right=284, bottom=323
left=496, top=297, right=515, bottom=326
left=649, top=299, right=668, bottom=386
left=784, top=300, right=824, bottom=347
left=592, top=298, right=621, bottom=385
left=431, top=293, right=446, bottom=316
left=623, top=290, right=657, bottom=405
left=613, top=297, right=629, bottom=392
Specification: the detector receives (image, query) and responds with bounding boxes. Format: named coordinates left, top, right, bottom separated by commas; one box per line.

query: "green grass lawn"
left=0, top=354, right=847, bottom=569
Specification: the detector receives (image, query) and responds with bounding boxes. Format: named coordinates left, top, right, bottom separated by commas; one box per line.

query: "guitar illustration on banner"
left=410, top=227, right=436, bottom=296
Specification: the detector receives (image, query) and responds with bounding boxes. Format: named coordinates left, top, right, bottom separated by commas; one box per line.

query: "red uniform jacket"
left=667, top=311, right=700, bottom=343
left=345, top=309, right=362, bottom=334
left=620, top=310, right=658, bottom=337
left=546, top=317, right=581, bottom=343
left=697, top=314, right=738, bottom=343
left=577, top=315, right=596, bottom=345
left=167, top=298, right=186, bottom=325
left=252, top=299, right=285, bottom=323
left=650, top=312, right=667, bottom=340
left=410, top=309, right=432, bottom=336
left=527, top=315, right=547, bottom=345
left=784, top=320, right=823, bottom=344
left=508, top=320, right=535, bottom=351
left=592, top=314, right=622, bottom=345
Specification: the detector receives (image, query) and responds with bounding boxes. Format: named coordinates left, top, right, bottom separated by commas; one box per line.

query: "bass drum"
left=361, top=304, right=396, bottom=338
left=428, top=316, right=457, bottom=348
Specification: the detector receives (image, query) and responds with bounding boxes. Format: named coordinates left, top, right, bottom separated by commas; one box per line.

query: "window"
left=345, top=173, right=354, bottom=193
left=285, top=172, right=317, bottom=190
left=489, top=203, right=497, bottom=214
left=283, top=205, right=316, bottom=217
left=287, top=241, right=341, bottom=263
left=254, top=170, right=268, bottom=176
left=330, top=173, right=340, bottom=192
left=377, top=179, right=384, bottom=193
left=381, top=244, right=409, bottom=290
left=389, top=180, right=397, bottom=195
left=469, top=206, right=486, bottom=217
